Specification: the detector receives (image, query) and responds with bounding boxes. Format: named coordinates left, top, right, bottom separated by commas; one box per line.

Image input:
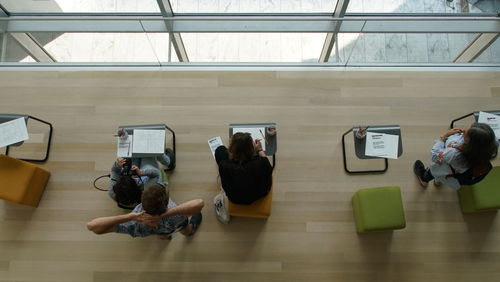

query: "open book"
left=117, top=129, right=165, bottom=157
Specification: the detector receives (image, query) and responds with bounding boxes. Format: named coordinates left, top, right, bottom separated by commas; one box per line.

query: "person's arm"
left=86, top=212, right=143, bottom=235
left=161, top=199, right=205, bottom=218
left=215, top=145, right=229, bottom=165
left=431, top=129, right=463, bottom=164
left=109, top=159, right=124, bottom=192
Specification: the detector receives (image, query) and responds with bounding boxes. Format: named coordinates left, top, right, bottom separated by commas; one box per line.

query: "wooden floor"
left=1, top=70, right=500, bottom=282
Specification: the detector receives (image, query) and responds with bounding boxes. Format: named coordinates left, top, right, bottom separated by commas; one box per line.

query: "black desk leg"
left=341, top=128, right=389, bottom=174
left=272, top=154, right=276, bottom=170
left=165, top=124, right=176, bottom=169
left=10, top=116, right=53, bottom=163
left=450, top=112, right=474, bottom=129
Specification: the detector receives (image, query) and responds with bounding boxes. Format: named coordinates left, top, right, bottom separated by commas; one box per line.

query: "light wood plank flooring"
left=0, top=70, right=500, bottom=282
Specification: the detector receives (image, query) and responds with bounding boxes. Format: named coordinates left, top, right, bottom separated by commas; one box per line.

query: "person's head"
left=113, top=176, right=142, bottom=207
left=229, top=132, right=255, bottom=161
left=141, top=184, right=169, bottom=216
left=461, top=122, right=498, bottom=168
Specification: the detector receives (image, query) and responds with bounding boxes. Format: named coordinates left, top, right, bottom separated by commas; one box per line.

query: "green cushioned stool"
left=457, top=166, right=500, bottom=213
left=352, top=186, right=406, bottom=233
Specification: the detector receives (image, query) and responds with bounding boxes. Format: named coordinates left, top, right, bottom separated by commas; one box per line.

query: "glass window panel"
left=0, top=33, right=35, bottom=62
left=346, top=0, right=498, bottom=14
left=179, top=33, right=326, bottom=62
left=330, top=33, right=479, bottom=64
left=170, top=0, right=338, bottom=13
left=28, top=32, right=167, bottom=62
left=0, top=0, right=160, bottom=13
left=473, top=37, right=500, bottom=63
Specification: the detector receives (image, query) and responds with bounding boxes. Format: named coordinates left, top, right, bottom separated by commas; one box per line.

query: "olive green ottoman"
left=352, top=186, right=406, bottom=233
left=457, top=166, right=500, bottom=213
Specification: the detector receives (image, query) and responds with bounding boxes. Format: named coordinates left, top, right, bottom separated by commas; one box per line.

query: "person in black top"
left=215, top=132, right=273, bottom=205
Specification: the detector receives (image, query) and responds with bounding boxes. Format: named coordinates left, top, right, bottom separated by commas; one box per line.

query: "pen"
left=259, top=129, right=268, bottom=145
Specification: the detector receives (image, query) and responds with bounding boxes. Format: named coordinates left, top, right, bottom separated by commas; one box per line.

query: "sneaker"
left=187, top=213, right=202, bottom=236
left=214, top=198, right=230, bottom=224
left=413, top=160, right=428, bottom=188
left=164, top=148, right=176, bottom=171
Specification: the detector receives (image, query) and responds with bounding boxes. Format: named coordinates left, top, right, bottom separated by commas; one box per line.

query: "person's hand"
left=130, top=211, right=145, bottom=221
left=135, top=212, right=161, bottom=227
left=441, top=128, right=463, bottom=141
left=116, top=158, right=126, bottom=167
left=131, top=165, right=143, bottom=176
left=254, top=139, right=263, bottom=151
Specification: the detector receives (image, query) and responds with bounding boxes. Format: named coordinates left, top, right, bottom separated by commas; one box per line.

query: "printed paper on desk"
left=478, top=111, right=500, bottom=139
left=208, top=136, right=224, bottom=159
left=0, top=117, right=29, bottom=148
left=117, top=134, right=133, bottom=158
left=232, top=127, right=266, bottom=151
left=132, top=129, right=165, bottom=154
left=365, top=132, right=399, bottom=159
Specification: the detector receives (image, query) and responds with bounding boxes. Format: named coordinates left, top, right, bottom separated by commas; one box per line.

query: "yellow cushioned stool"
left=228, top=187, right=272, bottom=219
left=0, top=154, right=50, bottom=207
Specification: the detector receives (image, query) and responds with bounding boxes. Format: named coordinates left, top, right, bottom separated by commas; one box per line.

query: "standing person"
left=87, top=184, right=204, bottom=239
left=413, top=123, right=498, bottom=189
left=215, top=132, right=273, bottom=205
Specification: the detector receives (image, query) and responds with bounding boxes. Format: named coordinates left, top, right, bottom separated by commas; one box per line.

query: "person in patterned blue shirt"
left=87, top=184, right=204, bottom=239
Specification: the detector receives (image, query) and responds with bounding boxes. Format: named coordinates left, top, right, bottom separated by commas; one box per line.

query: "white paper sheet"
left=232, top=127, right=266, bottom=151
left=132, top=129, right=165, bottom=154
left=208, top=136, right=224, bottom=159
left=117, top=134, right=133, bottom=158
left=0, top=117, right=29, bottom=148
left=365, top=132, right=399, bottom=159
left=478, top=111, right=500, bottom=139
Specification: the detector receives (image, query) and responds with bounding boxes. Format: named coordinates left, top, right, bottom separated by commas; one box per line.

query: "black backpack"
left=449, top=162, right=493, bottom=186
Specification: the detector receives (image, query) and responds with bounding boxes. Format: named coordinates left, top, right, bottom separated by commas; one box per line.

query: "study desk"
left=229, top=123, right=277, bottom=168
left=0, top=114, right=53, bottom=162
left=341, top=125, right=403, bottom=174
left=117, top=124, right=175, bottom=158
left=450, top=110, right=500, bottom=134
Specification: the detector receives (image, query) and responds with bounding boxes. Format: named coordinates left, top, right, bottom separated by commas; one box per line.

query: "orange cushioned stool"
left=0, top=154, right=50, bottom=207
left=228, top=187, right=272, bottom=219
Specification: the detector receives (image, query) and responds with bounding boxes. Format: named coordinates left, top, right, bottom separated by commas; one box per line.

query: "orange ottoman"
left=0, top=154, right=50, bottom=207
left=228, top=188, right=272, bottom=219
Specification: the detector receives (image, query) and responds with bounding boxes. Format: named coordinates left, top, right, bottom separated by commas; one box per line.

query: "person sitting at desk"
left=413, top=122, right=498, bottom=189
left=109, top=148, right=175, bottom=209
left=87, top=184, right=204, bottom=239
left=215, top=132, right=273, bottom=204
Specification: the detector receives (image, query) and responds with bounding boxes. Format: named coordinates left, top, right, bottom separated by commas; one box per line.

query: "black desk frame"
left=3, top=115, right=53, bottom=162
left=450, top=110, right=500, bottom=129
left=341, top=125, right=403, bottom=174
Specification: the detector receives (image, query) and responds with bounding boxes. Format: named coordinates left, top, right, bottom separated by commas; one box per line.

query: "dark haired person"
left=215, top=132, right=273, bottom=204
left=414, top=122, right=498, bottom=189
left=87, top=184, right=204, bottom=238
left=108, top=149, right=174, bottom=209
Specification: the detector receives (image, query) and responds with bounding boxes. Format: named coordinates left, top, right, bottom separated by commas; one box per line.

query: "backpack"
left=449, top=162, right=493, bottom=186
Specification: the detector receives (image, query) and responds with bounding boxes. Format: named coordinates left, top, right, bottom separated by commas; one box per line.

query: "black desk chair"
left=0, top=114, right=53, bottom=162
